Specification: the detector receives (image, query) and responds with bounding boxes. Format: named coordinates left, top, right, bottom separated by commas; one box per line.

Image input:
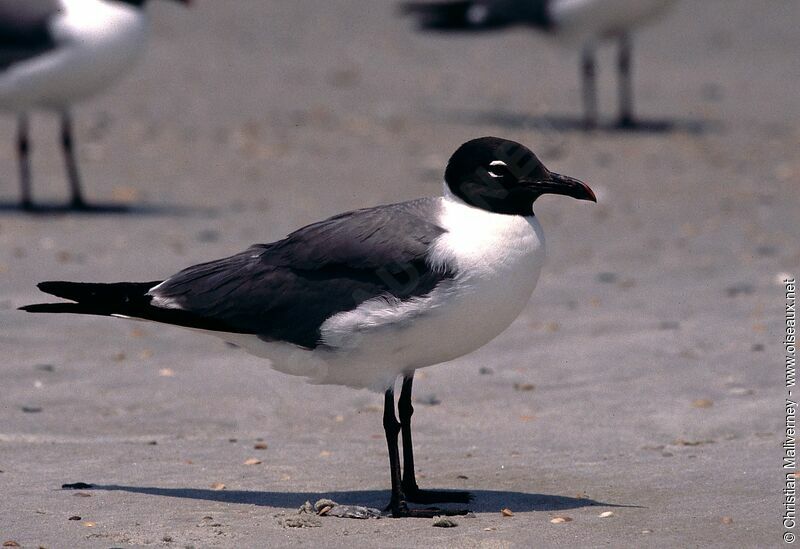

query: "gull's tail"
left=20, top=280, right=241, bottom=334
left=19, top=281, right=161, bottom=316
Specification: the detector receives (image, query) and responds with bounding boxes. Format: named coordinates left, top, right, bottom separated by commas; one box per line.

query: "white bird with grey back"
left=402, top=0, right=679, bottom=128
left=0, top=0, right=189, bottom=210
left=22, top=136, right=596, bottom=517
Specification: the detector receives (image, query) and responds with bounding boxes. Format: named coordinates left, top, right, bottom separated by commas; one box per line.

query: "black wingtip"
left=37, top=281, right=80, bottom=300
left=21, top=281, right=86, bottom=313
left=19, top=303, right=77, bottom=313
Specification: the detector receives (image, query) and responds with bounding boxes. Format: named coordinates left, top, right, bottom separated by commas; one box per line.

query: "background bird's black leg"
left=17, top=113, right=33, bottom=210
left=60, top=111, right=87, bottom=210
left=617, top=32, right=635, bottom=128
left=581, top=44, right=598, bottom=129
left=399, top=374, right=471, bottom=505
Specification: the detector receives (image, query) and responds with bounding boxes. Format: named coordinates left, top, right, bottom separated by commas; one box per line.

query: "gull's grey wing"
left=0, top=0, right=61, bottom=70
left=150, top=198, right=454, bottom=348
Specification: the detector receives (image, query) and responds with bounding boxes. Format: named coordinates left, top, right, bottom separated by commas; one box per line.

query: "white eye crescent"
left=488, top=160, right=507, bottom=178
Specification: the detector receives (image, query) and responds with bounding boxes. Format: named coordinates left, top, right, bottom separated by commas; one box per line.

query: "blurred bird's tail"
left=401, top=1, right=486, bottom=29
left=400, top=1, right=551, bottom=31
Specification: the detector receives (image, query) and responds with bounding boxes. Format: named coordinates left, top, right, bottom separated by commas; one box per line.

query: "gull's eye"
left=487, top=160, right=512, bottom=179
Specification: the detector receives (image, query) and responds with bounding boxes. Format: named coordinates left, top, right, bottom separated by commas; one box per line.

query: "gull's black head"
left=444, top=136, right=596, bottom=216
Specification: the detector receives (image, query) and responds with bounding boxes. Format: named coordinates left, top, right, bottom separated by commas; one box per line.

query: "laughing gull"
left=0, top=0, right=190, bottom=211
left=21, top=136, right=596, bottom=517
left=401, top=0, right=679, bottom=128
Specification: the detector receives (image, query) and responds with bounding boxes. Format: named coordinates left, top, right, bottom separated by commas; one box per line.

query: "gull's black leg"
left=617, top=32, right=635, bottom=128
left=60, top=111, right=87, bottom=210
left=399, top=374, right=471, bottom=505
left=581, top=44, right=598, bottom=129
left=17, top=114, right=34, bottom=210
left=383, top=384, right=407, bottom=516
left=399, top=375, right=419, bottom=495
left=384, top=380, right=467, bottom=518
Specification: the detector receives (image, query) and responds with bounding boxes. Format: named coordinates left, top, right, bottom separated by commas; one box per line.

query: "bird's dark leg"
left=399, top=375, right=419, bottom=495
left=384, top=381, right=468, bottom=518
left=383, top=385, right=407, bottom=516
left=581, top=44, right=598, bottom=129
left=399, top=374, right=471, bottom=505
left=617, top=32, right=635, bottom=128
left=60, top=111, right=87, bottom=210
left=17, top=113, right=34, bottom=210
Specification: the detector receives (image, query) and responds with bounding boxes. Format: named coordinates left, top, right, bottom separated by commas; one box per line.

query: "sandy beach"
left=1, top=1, right=798, bottom=546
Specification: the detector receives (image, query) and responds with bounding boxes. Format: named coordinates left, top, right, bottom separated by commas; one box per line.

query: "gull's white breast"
left=0, top=0, right=148, bottom=111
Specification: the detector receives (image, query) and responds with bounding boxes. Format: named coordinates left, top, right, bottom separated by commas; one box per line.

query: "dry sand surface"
left=1, top=1, right=798, bottom=547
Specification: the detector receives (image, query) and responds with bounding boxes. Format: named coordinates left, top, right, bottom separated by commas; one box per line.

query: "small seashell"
left=550, top=516, right=573, bottom=524
left=432, top=516, right=458, bottom=528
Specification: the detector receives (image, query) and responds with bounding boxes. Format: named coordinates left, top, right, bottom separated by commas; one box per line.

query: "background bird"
left=401, top=0, right=679, bottom=128
left=0, top=0, right=190, bottom=211
left=21, top=136, right=596, bottom=517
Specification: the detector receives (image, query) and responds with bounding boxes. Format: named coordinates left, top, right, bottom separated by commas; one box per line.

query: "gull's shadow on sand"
left=86, top=484, right=637, bottom=513
left=0, top=201, right=216, bottom=217
left=442, top=110, right=719, bottom=135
